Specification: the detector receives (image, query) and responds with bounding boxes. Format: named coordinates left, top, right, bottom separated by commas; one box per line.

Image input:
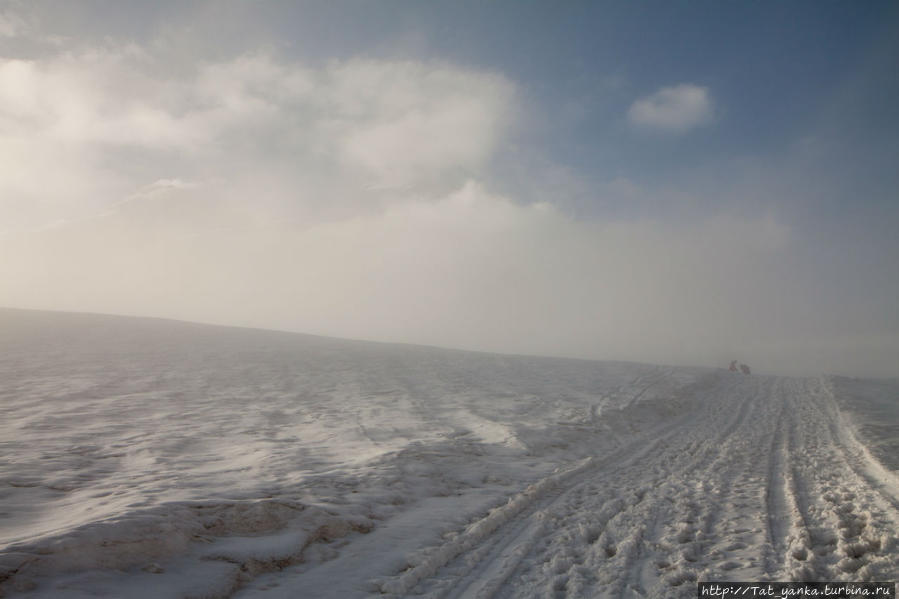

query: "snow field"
left=1, top=309, right=897, bottom=597
left=0, top=310, right=708, bottom=597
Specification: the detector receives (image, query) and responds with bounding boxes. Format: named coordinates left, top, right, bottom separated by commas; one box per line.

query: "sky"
left=1, top=0, right=897, bottom=377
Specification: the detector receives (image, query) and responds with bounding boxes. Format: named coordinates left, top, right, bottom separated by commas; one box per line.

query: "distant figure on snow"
left=739, top=363, right=751, bottom=375
left=729, top=360, right=738, bottom=372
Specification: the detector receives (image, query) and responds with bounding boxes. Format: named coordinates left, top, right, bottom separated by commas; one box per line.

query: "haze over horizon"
left=1, top=1, right=897, bottom=378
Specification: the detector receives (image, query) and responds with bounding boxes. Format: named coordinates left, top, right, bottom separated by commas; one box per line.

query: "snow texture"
left=0, top=308, right=896, bottom=598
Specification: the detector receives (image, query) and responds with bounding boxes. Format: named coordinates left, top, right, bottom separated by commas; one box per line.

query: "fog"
left=1, top=3, right=897, bottom=378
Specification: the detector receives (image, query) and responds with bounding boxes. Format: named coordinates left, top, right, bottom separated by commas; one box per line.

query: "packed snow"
left=0, top=308, right=896, bottom=598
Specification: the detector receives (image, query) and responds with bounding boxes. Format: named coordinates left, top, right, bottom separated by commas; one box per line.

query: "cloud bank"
left=0, top=49, right=514, bottom=233
left=0, top=20, right=894, bottom=378
left=3, top=178, right=818, bottom=373
left=628, top=84, right=713, bottom=132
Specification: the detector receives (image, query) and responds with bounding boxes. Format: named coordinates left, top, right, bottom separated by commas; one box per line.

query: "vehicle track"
left=376, top=374, right=899, bottom=598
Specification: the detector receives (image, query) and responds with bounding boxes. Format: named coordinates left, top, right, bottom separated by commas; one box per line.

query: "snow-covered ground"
left=1, top=309, right=896, bottom=598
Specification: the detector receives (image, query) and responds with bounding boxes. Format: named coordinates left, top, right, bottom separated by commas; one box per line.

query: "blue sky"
left=1, top=1, right=897, bottom=376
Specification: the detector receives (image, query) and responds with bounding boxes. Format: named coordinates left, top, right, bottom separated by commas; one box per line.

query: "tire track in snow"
left=636, top=377, right=774, bottom=595
left=377, top=374, right=733, bottom=598
left=374, top=374, right=899, bottom=598
left=780, top=378, right=898, bottom=582
left=377, top=374, right=743, bottom=598
left=378, top=409, right=690, bottom=598
left=813, top=378, right=899, bottom=514
left=502, top=374, right=755, bottom=597
left=764, top=396, right=790, bottom=573
left=765, top=379, right=817, bottom=581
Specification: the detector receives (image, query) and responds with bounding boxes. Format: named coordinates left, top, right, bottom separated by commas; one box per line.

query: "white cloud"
left=332, top=61, right=513, bottom=189
left=0, top=49, right=514, bottom=232
left=627, top=84, right=713, bottom=132
left=0, top=9, right=26, bottom=38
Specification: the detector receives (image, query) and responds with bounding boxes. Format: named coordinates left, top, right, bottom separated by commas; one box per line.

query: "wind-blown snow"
left=0, top=309, right=896, bottom=598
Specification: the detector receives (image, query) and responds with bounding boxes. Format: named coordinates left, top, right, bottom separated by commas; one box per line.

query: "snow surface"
left=0, top=308, right=897, bottom=598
